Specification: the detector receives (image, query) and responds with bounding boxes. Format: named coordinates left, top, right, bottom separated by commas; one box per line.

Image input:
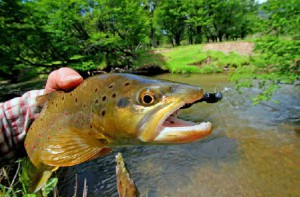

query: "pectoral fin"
left=41, top=127, right=111, bottom=167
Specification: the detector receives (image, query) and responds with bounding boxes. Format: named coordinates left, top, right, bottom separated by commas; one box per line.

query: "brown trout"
left=25, top=73, right=213, bottom=193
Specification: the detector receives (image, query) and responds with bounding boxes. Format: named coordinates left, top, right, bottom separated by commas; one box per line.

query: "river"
left=54, top=73, right=300, bottom=197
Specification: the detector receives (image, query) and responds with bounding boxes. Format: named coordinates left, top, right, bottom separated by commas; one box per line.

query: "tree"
left=156, top=0, right=187, bottom=46
left=261, top=0, right=300, bottom=36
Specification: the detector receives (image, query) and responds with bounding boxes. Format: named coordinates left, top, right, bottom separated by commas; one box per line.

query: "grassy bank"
left=135, top=43, right=251, bottom=74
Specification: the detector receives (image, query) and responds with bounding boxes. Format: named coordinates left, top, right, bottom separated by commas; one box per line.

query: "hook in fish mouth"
left=152, top=93, right=221, bottom=144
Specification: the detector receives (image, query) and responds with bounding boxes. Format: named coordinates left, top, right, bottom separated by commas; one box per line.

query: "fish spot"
left=47, top=136, right=51, bottom=140
left=65, top=112, right=68, bottom=116
left=170, top=121, right=175, bottom=124
left=117, top=97, right=130, bottom=108
left=52, top=101, right=54, bottom=105
left=32, top=145, right=36, bottom=149
left=55, top=103, right=58, bottom=108
left=95, top=88, right=98, bottom=93
left=102, top=96, right=107, bottom=102
left=90, top=124, right=93, bottom=129
left=108, top=84, right=114, bottom=89
left=112, top=93, right=116, bottom=98
left=40, top=118, right=43, bottom=122
left=70, top=93, right=73, bottom=96
left=75, top=97, right=78, bottom=103
left=101, top=110, right=106, bottom=117
left=62, top=96, right=65, bottom=101
left=24, top=143, right=28, bottom=147
left=125, top=82, right=130, bottom=86
left=83, top=104, right=86, bottom=108
left=95, top=99, right=99, bottom=104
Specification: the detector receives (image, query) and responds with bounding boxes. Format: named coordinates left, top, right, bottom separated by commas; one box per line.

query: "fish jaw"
left=138, top=87, right=213, bottom=144
left=154, top=115, right=212, bottom=143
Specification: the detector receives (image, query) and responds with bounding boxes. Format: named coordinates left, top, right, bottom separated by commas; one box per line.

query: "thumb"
left=45, top=68, right=83, bottom=93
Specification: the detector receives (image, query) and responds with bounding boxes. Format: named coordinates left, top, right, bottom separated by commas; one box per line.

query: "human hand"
left=45, top=67, right=83, bottom=93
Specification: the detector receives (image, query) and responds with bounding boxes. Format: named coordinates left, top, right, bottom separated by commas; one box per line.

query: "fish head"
left=98, top=74, right=212, bottom=145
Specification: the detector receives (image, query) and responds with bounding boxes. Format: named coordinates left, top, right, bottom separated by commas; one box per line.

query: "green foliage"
left=0, top=0, right=150, bottom=81
left=155, top=0, right=187, bottom=46
left=260, top=0, right=300, bottom=36
left=0, top=158, right=58, bottom=197
left=231, top=36, right=300, bottom=103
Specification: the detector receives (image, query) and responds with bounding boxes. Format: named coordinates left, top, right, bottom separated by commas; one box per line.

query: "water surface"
left=56, top=73, right=300, bottom=197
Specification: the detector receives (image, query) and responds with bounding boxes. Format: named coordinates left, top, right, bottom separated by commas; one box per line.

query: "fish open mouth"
left=153, top=101, right=212, bottom=143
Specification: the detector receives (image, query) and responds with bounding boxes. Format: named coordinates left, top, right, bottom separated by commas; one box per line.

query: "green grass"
left=1, top=158, right=58, bottom=197
left=135, top=44, right=250, bottom=74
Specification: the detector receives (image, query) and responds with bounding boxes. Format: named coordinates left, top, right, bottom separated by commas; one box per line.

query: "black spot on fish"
left=101, top=110, right=106, bottom=117
left=62, top=96, right=65, bottom=101
left=170, top=121, right=175, bottom=124
left=102, top=96, right=106, bottom=102
left=112, top=93, right=116, bottom=98
left=108, top=84, right=114, bottom=89
left=95, top=88, right=98, bottom=93
left=117, top=97, right=130, bottom=108
left=95, top=99, right=99, bottom=104
left=70, top=93, right=73, bottom=96
left=75, top=97, right=78, bottom=103
left=125, top=82, right=130, bottom=86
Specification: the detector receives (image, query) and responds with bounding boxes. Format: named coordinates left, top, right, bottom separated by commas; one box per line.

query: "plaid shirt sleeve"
left=0, top=90, right=44, bottom=164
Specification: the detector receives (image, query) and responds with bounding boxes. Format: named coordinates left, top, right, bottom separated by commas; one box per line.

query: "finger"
left=45, top=68, right=83, bottom=93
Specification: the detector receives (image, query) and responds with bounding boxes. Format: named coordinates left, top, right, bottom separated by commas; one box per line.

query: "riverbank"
left=135, top=41, right=253, bottom=74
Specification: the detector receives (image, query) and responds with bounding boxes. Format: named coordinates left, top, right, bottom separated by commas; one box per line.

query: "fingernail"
left=64, top=75, right=83, bottom=82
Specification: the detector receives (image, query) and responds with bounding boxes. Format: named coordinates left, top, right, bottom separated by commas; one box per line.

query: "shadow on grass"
left=134, top=50, right=169, bottom=75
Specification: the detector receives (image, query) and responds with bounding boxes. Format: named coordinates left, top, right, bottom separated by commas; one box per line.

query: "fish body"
left=25, top=73, right=213, bottom=192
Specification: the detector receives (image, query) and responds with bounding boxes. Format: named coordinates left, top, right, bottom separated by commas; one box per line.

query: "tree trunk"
left=194, top=26, right=202, bottom=44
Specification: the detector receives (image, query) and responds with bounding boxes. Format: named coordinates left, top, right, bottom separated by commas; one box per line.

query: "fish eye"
left=138, top=89, right=160, bottom=106
left=142, top=94, right=154, bottom=104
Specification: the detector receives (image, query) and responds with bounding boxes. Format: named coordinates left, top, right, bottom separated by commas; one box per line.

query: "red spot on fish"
left=38, top=134, right=41, bottom=137
left=65, top=112, right=68, bottom=116
left=24, top=143, right=28, bottom=147
left=47, top=136, right=51, bottom=140
left=33, top=145, right=36, bottom=149
left=76, top=119, right=79, bottom=123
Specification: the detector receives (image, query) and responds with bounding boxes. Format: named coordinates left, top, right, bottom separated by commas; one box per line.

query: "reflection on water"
left=58, top=73, right=300, bottom=197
